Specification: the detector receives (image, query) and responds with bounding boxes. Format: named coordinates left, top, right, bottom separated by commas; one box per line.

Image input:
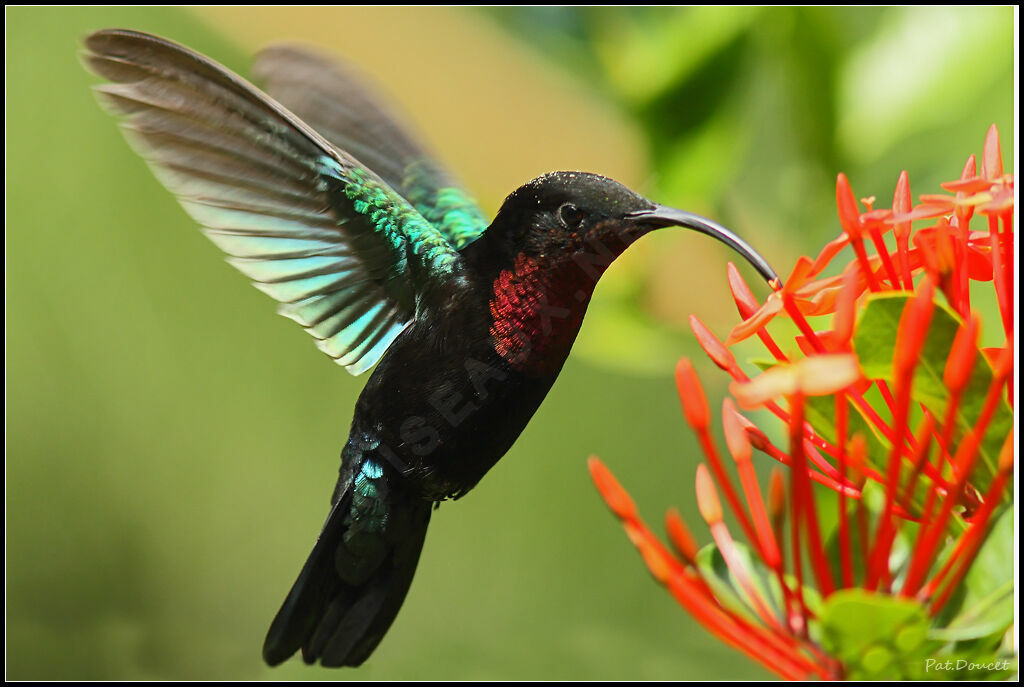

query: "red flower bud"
left=944, top=314, right=980, bottom=394
left=695, top=464, right=724, bottom=525
left=676, top=358, right=710, bottom=431
left=836, top=173, right=864, bottom=239
left=588, top=456, right=638, bottom=522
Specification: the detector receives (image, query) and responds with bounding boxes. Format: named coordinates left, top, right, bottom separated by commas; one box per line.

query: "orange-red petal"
left=725, top=293, right=784, bottom=345
left=731, top=355, right=862, bottom=408
left=690, top=315, right=738, bottom=373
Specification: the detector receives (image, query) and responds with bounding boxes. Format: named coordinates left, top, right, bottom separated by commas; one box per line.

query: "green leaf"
left=694, top=541, right=783, bottom=624
left=931, top=507, right=1014, bottom=643
left=819, top=589, right=938, bottom=679
left=853, top=294, right=1012, bottom=495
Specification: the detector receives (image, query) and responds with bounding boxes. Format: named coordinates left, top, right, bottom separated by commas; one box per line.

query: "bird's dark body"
left=84, top=28, right=778, bottom=669
left=354, top=325, right=558, bottom=501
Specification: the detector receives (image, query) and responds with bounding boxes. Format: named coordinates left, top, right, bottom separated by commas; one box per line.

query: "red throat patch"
left=489, top=253, right=605, bottom=374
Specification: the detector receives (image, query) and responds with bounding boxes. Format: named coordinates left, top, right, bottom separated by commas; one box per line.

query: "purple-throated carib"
left=84, top=29, right=779, bottom=667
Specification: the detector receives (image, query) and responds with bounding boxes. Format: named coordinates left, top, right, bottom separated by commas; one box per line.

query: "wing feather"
left=253, top=45, right=490, bottom=250
left=85, top=29, right=463, bottom=373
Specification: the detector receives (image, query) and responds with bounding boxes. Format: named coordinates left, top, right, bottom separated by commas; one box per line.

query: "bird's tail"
left=263, top=457, right=431, bottom=667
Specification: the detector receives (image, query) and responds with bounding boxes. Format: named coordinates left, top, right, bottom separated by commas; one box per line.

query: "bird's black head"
left=481, top=171, right=779, bottom=285
left=486, top=171, right=654, bottom=259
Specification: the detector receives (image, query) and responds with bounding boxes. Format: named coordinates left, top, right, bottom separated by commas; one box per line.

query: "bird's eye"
left=558, top=203, right=584, bottom=228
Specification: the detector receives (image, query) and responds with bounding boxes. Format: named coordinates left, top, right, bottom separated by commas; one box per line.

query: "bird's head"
left=484, top=171, right=779, bottom=286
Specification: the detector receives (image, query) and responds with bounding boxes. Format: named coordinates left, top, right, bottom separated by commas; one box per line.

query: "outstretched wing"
left=252, top=45, right=489, bottom=250
left=84, top=29, right=464, bottom=375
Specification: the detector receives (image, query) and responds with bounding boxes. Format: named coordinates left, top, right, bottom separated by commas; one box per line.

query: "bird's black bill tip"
left=627, top=205, right=781, bottom=287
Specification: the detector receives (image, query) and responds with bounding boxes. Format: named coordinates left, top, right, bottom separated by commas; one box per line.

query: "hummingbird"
left=84, top=29, right=779, bottom=668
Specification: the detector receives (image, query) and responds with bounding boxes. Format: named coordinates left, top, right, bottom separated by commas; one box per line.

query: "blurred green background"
left=5, top=6, right=1013, bottom=680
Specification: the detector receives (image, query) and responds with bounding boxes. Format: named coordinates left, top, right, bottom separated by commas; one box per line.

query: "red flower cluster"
left=590, top=125, right=1014, bottom=679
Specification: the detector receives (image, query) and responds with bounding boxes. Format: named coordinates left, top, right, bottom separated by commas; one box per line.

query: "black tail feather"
left=339, top=509, right=430, bottom=666
left=262, top=497, right=350, bottom=666
left=263, top=489, right=431, bottom=667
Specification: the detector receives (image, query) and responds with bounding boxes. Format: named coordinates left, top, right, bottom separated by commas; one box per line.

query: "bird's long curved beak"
left=626, top=205, right=780, bottom=286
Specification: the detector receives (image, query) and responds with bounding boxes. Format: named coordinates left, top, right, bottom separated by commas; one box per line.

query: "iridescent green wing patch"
left=254, top=46, right=490, bottom=250
left=400, top=160, right=489, bottom=250
left=85, top=29, right=464, bottom=375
